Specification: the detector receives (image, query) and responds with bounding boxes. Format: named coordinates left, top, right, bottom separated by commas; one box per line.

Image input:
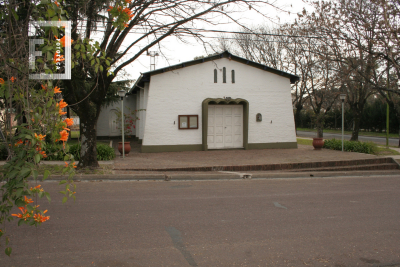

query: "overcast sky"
left=109, top=1, right=311, bottom=83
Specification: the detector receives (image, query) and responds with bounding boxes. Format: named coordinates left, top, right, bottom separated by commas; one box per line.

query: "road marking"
left=273, top=202, right=288, bottom=209
left=165, top=226, right=198, bottom=266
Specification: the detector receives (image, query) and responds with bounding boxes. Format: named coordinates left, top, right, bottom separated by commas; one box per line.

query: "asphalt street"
left=1, top=176, right=400, bottom=266
left=297, top=130, right=399, bottom=146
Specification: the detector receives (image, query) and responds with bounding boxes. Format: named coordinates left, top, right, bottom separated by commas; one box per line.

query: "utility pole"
left=147, top=51, right=159, bottom=71
left=386, top=48, right=391, bottom=147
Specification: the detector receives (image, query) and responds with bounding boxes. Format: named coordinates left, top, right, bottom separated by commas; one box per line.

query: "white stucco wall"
left=97, top=95, right=137, bottom=137
left=142, top=58, right=296, bottom=146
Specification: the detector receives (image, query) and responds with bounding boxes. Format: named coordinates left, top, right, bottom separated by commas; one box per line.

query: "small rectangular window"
left=232, top=70, right=235, bottom=83
left=178, top=115, right=198, bottom=129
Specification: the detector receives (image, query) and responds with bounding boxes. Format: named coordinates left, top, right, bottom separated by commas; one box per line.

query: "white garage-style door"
left=207, top=105, right=243, bottom=149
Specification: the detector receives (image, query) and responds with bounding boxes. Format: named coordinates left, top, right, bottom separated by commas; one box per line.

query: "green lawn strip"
left=296, top=138, right=313, bottom=146
left=297, top=138, right=400, bottom=156
left=375, top=147, right=400, bottom=156
left=297, top=128, right=399, bottom=138
left=71, top=131, right=79, bottom=138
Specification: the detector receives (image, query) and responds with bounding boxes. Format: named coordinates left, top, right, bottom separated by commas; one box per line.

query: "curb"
left=36, top=170, right=400, bottom=182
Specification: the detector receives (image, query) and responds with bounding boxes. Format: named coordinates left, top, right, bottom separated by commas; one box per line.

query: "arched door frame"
left=202, top=98, right=249, bottom=151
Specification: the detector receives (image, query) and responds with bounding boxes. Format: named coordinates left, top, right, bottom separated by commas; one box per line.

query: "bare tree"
left=58, top=0, right=285, bottom=168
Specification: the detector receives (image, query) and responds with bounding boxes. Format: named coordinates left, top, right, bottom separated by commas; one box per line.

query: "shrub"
left=323, top=138, right=377, bottom=154
left=0, top=143, right=9, bottom=160
left=96, top=144, right=115, bottom=160
left=65, top=143, right=115, bottom=161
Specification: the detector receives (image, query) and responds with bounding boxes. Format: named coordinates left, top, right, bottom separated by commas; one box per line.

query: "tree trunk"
left=350, top=111, right=361, bottom=141
left=294, top=104, right=302, bottom=136
left=315, top=113, right=324, bottom=138
left=78, top=113, right=99, bottom=169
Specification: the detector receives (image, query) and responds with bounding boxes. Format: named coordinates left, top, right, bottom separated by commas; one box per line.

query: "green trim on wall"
left=141, top=144, right=203, bottom=153
left=202, top=98, right=249, bottom=151
left=248, top=142, right=298, bottom=149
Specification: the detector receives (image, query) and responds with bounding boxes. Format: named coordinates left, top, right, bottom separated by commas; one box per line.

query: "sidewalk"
left=3, top=142, right=399, bottom=181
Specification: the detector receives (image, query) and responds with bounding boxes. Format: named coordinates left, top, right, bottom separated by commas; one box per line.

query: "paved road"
left=1, top=177, right=400, bottom=266
left=297, top=130, right=400, bottom=146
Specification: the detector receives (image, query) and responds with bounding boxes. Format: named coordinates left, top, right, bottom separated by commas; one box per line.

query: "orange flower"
left=30, top=185, right=44, bottom=192
left=57, top=99, right=68, bottom=109
left=58, top=130, right=69, bottom=142
left=35, top=133, right=46, bottom=141
left=107, top=6, right=113, bottom=11
left=59, top=36, right=73, bottom=47
left=14, top=140, right=23, bottom=147
left=125, top=0, right=132, bottom=3
left=65, top=162, right=69, bottom=167
left=72, top=162, right=77, bottom=168
left=24, top=196, right=33, bottom=204
left=64, top=118, right=74, bottom=127
left=54, top=1, right=59, bottom=6
left=59, top=108, right=67, bottom=116
left=11, top=207, right=31, bottom=220
left=0, top=78, right=4, bottom=84
left=54, top=86, right=62, bottom=94
left=122, top=8, right=134, bottom=19
left=53, top=52, right=65, bottom=63
left=41, top=84, right=47, bottom=90
left=10, top=77, right=16, bottom=82
left=39, top=151, right=47, bottom=158
left=34, top=212, right=50, bottom=223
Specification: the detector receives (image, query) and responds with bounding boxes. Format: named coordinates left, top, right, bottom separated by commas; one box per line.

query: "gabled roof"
left=129, top=51, right=300, bottom=93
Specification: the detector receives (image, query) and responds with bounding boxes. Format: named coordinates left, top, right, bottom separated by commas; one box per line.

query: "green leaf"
left=59, top=180, right=67, bottom=185
left=32, top=170, right=38, bottom=180
left=15, top=199, right=25, bottom=208
left=47, top=9, right=56, bottom=17
left=8, top=170, right=19, bottom=179
left=45, top=192, right=51, bottom=202
left=26, top=205, right=33, bottom=212
left=34, top=154, right=40, bottom=164
left=18, top=219, right=25, bottom=226
left=11, top=10, right=19, bottom=20
left=46, top=100, right=53, bottom=108
left=91, top=59, right=95, bottom=66
left=62, top=197, right=68, bottom=203
left=43, top=170, right=50, bottom=180
left=74, top=44, right=80, bottom=50
left=99, top=65, right=103, bottom=72
left=82, top=54, right=86, bottom=60
left=15, top=188, right=23, bottom=198
left=20, top=168, right=31, bottom=178
left=59, top=191, right=66, bottom=195
left=5, top=247, right=12, bottom=256
left=105, top=60, right=110, bottom=66
left=95, top=65, right=98, bottom=73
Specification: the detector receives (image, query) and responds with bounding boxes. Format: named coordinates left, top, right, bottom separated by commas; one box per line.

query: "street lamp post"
left=340, top=94, right=346, bottom=152
left=118, top=90, right=126, bottom=158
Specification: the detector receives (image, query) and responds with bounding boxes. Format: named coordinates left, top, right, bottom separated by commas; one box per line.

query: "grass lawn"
left=297, top=127, right=399, bottom=138
left=296, top=138, right=400, bottom=156
left=71, top=131, right=80, bottom=139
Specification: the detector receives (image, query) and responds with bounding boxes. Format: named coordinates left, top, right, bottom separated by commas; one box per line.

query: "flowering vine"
left=107, top=0, right=134, bottom=30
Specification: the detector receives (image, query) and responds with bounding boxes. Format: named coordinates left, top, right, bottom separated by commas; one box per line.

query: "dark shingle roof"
left=130, top=51, right=300, bottom=93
